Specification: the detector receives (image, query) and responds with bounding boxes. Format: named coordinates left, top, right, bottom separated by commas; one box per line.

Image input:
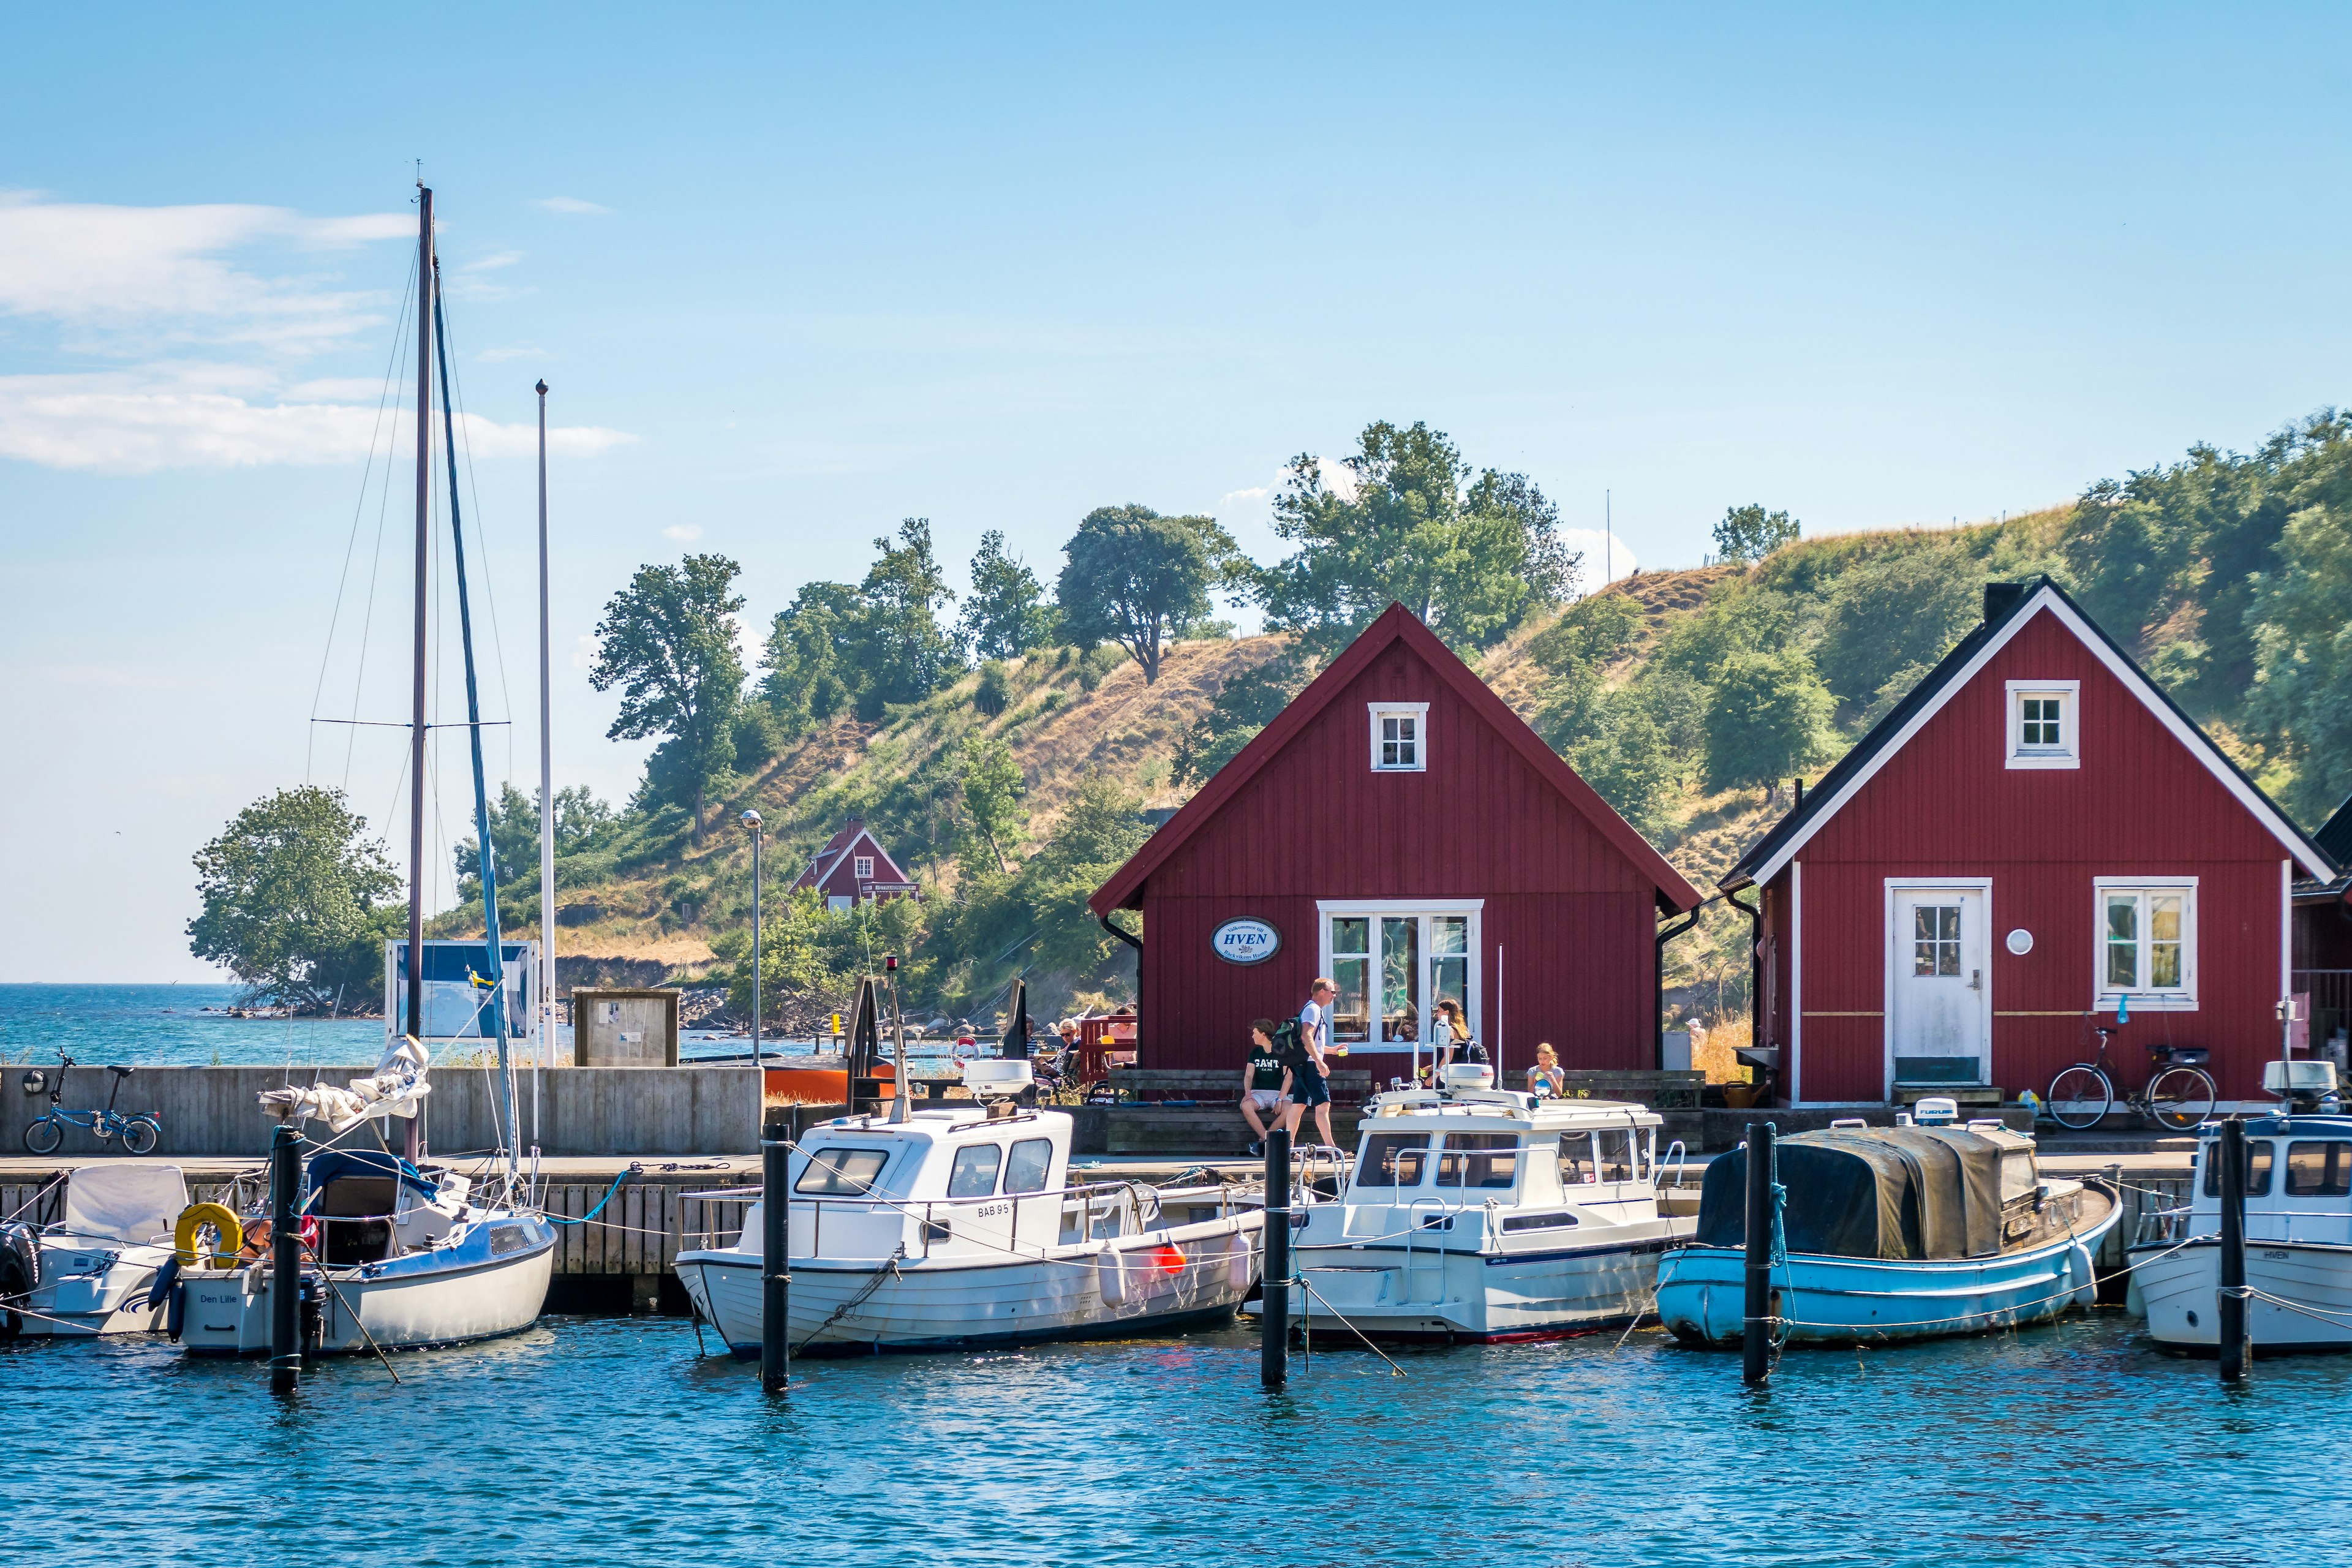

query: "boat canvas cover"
left=56, top=1164, right=189, bottom=1248
left=1696, top=1128, right=2003, bottom=1261
left=257, top=1035, right=431, bottom=1133
left=303, top=1150, right=441, bottom=1205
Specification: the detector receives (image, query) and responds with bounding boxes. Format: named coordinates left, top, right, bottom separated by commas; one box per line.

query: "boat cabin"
left=304, top=1150, right=467, bottom=1266
left=2165, top=1114, right=2352, bottom=1249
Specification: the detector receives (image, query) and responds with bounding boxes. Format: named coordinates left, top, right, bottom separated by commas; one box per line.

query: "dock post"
left=2218, top=1117, right=2248, bottom=1384
left=761, top=1108, right=791, bottom=1393
left=269, top=1122, right=302, bottom=1394
left=1741, top=1120, right=1775, bottom=1387
left=1261, top=1127, right=1290, bottom=1389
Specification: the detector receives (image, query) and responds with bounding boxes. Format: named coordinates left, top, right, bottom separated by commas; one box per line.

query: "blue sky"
left=5, top=4, right=2348, bottom=981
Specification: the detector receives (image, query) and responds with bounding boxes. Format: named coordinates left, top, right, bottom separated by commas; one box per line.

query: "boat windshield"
left=2203, top=1139, right=2274, bottom=1198
left=1436, top=1133, right=1520, bottom=1189
left=797, top=1147, right=892, bottom=1195
left=1355, top=1133, right=1431, bottom=1187
left=1004, top=1137, right=1054, bottom=1194
left=2285, top=1140, right=2352, bottom=1197
left=947, top=1145, right=1002, bottom=1197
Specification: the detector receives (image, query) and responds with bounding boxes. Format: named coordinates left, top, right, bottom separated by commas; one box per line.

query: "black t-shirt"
left=1246, top=1050, right=1286, bottom=1091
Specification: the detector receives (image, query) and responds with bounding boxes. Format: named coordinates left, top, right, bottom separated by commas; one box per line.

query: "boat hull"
left=2130, top=1237, right=2352, bottom=1353
left=1270, top=1222, right=1689, bottom=1342
left=179, top=1221, right=556, bottom=1357
left=1656, top=1208, right=2117, bottom=1347
left=677, top=1217, right=1261, bottom=1356
left=13, top=1245, right=173, bottom=1338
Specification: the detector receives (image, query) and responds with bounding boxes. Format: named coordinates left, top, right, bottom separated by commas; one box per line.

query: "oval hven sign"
left=1211, top=918, right=1280, bottom=965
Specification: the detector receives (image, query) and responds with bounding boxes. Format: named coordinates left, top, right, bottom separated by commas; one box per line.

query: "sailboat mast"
left=535, top=378, right=552, bottom=1142
left=405, top=184, right=434, bottom=1161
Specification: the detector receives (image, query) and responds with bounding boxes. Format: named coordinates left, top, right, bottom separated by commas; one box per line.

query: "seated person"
left=1527, top=1041, right=1566, bottom=1097
left=1238, top=1020, right=1288, bottom=1156
left=1433, top=998, right=1480, bottom=1071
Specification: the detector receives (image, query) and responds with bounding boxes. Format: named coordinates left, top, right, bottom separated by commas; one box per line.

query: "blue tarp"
left=304, top=1148, right=440, bottom=1207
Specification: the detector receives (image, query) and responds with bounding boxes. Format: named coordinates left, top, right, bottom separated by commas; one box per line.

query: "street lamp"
left=741, top=809, right=763, bottom=1071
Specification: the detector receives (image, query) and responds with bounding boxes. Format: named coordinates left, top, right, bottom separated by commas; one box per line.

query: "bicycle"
left=23, top=1052, right=162, bottom=1155
left=2044, top=1026, right=2215, bottom=1131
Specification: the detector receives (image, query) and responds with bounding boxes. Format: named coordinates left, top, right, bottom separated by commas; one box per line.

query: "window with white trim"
left=2005, top=680, right=2080, bottom=769
left=1319, top=900, right=1479, bottom=1050
left=853, top=855, right=875, bottom=880
left=2094, top=878, right=2196, bottom=1009
left=1368, top=703, right=1430, bottom=772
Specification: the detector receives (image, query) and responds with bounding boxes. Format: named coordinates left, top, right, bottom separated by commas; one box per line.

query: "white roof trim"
left=1749, top=584, right=2331, bottom=886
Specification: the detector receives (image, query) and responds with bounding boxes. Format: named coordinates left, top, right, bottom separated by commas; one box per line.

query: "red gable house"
left=1089, top=604, right=1703, bottom=1076
left=791, top=819, right=920, bottom=911
left=1723, top=578, right=2338, bottom=1107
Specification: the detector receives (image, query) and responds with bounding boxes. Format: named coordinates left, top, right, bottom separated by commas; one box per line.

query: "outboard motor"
left=0, top=1221, right=40, bottom=1338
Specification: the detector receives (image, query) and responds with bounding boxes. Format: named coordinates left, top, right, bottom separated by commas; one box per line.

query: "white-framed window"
left=1317, top=899, right=1479, bottom=1052
left=2005, top=679, right=2080, bottom=769
left=853, top=855, right=875, bottom=880
left=1368, top=702, right=1430, bottom=772
left=2093, top=877, right=2196, bottom=1009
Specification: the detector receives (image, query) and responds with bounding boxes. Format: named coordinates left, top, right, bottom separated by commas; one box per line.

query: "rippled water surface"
left=6, top=1312, right=2340, bottom=1566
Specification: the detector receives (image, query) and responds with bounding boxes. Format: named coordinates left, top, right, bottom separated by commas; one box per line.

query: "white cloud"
left=1218, top=483, right=1272, bottom=506
left=1559, top=529, right=1638, bottom=595
left=475, top=345, right=542, bottom=363
left=533, top=197, right=611, bottom=216
left=663, top=524, right=704, bottom=541
left=463, top=251, right=524, bottom=272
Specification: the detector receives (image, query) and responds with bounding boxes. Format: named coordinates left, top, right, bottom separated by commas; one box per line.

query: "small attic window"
left=854, top=855, right=875, bottom=880
left=2005, top=680, right=2079, bottom=770
left=1369, top=703, right=1430, bottom=772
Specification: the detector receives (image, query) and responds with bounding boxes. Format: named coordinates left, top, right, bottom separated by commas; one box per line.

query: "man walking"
left=1282, top=978, right=1338, bottom=1149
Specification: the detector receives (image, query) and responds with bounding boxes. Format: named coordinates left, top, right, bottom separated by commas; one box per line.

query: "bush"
left=974, top=660, right=1011, bottom=717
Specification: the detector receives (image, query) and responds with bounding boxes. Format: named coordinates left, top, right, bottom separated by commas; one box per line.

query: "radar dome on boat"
left=1439, top=1063, right=1494, bottom=1090
left=962, top=1060, right=1034, bottom=1100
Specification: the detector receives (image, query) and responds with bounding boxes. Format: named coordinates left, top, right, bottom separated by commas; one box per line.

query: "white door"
left=1888, top=887, right=1988, bottom=1087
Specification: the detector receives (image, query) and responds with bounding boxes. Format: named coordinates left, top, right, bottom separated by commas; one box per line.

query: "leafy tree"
left=956, top=734, right=1025, bottom=876
left=846, top=518, right=961, bottom=714
left=758, top=581, right=861, bottom=736
left=188, top=787, right=401, bottom=1013
left=1703, top=649, right=1837, bottom=793
left=590, top=553, right=745, bottom=842
left=456, top=782, right=616, bottom=894
left=1011, top=774, right=1151, bottom=979
left=959, top=530, right=1055, bottom=660
left=1056, top=505, right=1242, bottom=684
left=1714, top=504, right=1801, bottom=564
left=2250, top=495, right=2352, bottom=824
left=1573, top=699, right=1678, bottom=840
left=1528, top=590, right=1643, bottom=675
left=1631, top=665, right=1708, bottom=763
left=1814, top=548, right=1975, bottom=711
left=1172, top=649, right=1313, bottom=785
left=973, top=660, right=1011, bottom=717
left=1261, top=421, right=1574, bottom=654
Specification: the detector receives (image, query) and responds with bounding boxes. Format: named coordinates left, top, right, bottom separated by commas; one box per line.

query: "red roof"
left=1089, top=602, right=1703, bottom=916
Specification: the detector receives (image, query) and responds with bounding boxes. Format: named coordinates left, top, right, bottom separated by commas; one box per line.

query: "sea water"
left=4, top=1314, right=2337, bottom=1566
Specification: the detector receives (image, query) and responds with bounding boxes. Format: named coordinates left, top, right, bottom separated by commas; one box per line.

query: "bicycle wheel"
left=2145, top=1067, right=2216, bottom=1131
left=2046, top=1066, right=2113, bottom=1130
left=121, top=1118, right=160, bottom=1156
left=23, top=1117, right=62, bottom=1155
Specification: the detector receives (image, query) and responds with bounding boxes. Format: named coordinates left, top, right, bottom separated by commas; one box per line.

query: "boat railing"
left=677, top=1175, right=1224, bottom=1256
left=1659, top=1139, right=1690, bottom=1193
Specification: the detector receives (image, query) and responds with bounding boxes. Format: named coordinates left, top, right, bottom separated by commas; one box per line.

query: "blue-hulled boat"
left=1654, top=1121, right=2119, bottom=1346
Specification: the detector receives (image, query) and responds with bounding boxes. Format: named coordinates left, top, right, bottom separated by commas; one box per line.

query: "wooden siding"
left=1787, top=608, right=2292, bottom=1102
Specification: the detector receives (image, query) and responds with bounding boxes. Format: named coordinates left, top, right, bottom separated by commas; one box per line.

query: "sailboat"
left=175, top=185, right=556, bottom=1358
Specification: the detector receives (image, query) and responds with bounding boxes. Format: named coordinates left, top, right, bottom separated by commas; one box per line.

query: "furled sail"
left=258, top=1035, right=432, bottom=1134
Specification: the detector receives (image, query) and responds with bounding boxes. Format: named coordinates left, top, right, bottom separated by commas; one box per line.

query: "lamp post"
left=742, top=809, right=763, bottom=1071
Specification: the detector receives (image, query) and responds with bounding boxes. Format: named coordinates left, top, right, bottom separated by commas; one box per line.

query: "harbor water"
left=6, top=1313, right=2339, bottom=1566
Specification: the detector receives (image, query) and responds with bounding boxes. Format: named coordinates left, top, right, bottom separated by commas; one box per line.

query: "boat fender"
left=174, top=1203, right=244, bottom=1269
left=1097, top=1249, right=1128, bottom=1307
left=2068, top=1242, right=2097, bottom=1309
left=165, top=1280, right=187, bottom=1341
left=1226, top=1231, right=1254, bottom=1292
left=146, top=1254, right=184, bottom=1310
left=0, top=1221, right=41, bottom=1300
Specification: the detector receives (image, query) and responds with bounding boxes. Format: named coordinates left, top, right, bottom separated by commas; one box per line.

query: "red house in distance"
left=1722, top=578, right=2338, bottom=1107
left=791, top=819, right=920, bottom=911
left=1089, top=604, right=1703, bottom=1077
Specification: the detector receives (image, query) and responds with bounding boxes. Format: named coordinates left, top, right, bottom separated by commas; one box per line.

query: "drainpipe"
left=1725, top=885, right=1762, bottom=1053
left=1100, top=911, right=1144, bottom=1035
left=1655, top=902, right=1704, bottom=1071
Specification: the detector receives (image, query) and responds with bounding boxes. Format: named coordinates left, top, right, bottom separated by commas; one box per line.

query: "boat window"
left=947, top=1144, right=1003, bottom=1198
left=1501, top=1212, right=1577, bottom=1232
left=1999, top=1150, right=2038, bottom=1205
left=1596, top=1130, right=1636, bottom=1183
left=796, top=1147, right=891, bottom=1195
left=1558, top=1131, right=1596, bottom=1185
left=2203, top=1139, right=2274, bottom=1199
left=2286, top=1141, right=2352, bottom=1197
left=1437, top=1133, right=1520, bottom=1189
left=1355, top=1133, right=1431, bottom=1187
left=1003, top=1138, right=1054, bottom=1195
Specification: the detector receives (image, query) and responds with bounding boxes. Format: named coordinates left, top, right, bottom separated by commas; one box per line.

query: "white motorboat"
left=675, top=1064, right=1263, bottom=1356
left=1, top=1164, right=189, bottom=1337
left=176, top=1149, right=554, bottom=1357
left=1246, top=1066, right=1694, bottom=1343
left=2130, top=1068, right=2352, bottom=1352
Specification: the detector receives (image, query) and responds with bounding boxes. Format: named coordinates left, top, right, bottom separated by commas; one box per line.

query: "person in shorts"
left=1282, top=978, right=1338, bottom=1148
left=1238, top=1019, right=1288, bottom=1156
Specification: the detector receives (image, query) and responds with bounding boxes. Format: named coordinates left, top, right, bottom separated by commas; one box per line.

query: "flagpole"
left=535, top=378, right=553, bottom=1145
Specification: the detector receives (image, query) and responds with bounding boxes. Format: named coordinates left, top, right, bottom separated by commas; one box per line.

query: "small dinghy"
left=675, top=1063, right=1262, bottom=1357
left=1656, top=1120, right=2118, bottom=1346
left=1, top=1164, right=189, bottom=1337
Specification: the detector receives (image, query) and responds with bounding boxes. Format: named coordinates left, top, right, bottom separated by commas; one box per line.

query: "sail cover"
left=1695, top=1127, right=2004, bottom=1261
left=257, top=1035, right=432, bottom=1133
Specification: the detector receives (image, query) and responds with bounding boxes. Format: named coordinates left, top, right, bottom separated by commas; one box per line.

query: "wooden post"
left=269, top=1123, right=303, bottom=1393
left=1742, top=1120, right=1775, bottom=1387
left=1261, top=1126, right=1290, bottom=1389
left=761, top=1109, right=791, bottom=1392
left=2218, top=1117, right=2249, bottom=1384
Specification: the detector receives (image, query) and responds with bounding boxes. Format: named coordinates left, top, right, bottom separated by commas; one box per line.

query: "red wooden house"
left=1088, top=603, right=1703, bottom=1075
left=2294, top=794, right=2352, bottom=1056
left=791, top=819, right=921, bottom=911
left=1722, top=578, right=2339, bottom=1106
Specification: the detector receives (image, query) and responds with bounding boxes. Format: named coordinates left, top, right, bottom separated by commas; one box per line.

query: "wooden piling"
left=2218, top=1117, right=2248, bottom=1384
left=269, top=1123, right=302, bottom=1393
left=1262, top=1128, right=1290, bottom=1389
left=1742, top=1121, right=1774, bottom=1387
left=761, top=1110, right=790, bottom=1393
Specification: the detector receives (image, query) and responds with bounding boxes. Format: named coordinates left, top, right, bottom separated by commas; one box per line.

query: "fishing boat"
left=1, top=1164, right=189, bottom=1337
left=1245, top=1065, right=1693, bottom=1343
left=1654, top=1120, right=2119, bottom=1346
left=674, top=1062, right=1263, bottom=1355
left=2128, top=1065, right=2352, bottom=1352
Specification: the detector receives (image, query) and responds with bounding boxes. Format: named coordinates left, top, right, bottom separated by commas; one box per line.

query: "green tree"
left=1574, top=699, right=1678, bottom=840
left=455, top=782, right=616, bottom=894
left=1714, top=504, right=1801, bottom=564
left=2250, top=497, right=2352, bottom=823
left=1056, top=504, right=1242, bottom=684
left=956, top=734, right=1025, bottom=876
left=847, top=518, right=961, bottom=715
left=959, top=530, right=1054, bottom=660
left=1814, top=548, right=1975, bottom=711
left=590, top=553, right=746, bottom=842
left=758, top=581, right=861, bottom=736
left=1703, top=649, right=1837, bottom=793
left=1012, top=774, right=1152, bottom=979
left=1172, top=648, right=1312, bottom=785
left=187, top=786, right=401, bottom=1013
left=1261, top=422, right=1574, bottom=653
